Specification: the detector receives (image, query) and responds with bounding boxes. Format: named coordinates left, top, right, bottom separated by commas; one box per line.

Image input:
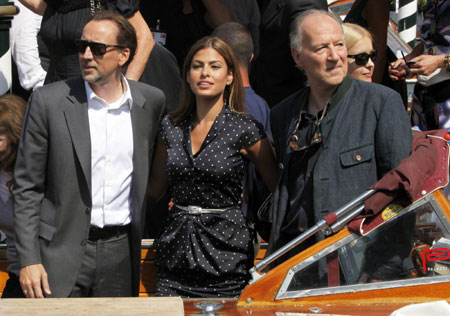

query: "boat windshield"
left=276, top=194, right=450, bottom=300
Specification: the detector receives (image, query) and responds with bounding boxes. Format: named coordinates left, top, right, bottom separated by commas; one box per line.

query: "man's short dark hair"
left=86, top=11, right=137, bottom=66
left=212, top=22, right=253, bottom=67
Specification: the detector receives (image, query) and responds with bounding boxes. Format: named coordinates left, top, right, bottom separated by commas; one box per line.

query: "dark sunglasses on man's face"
left=347, top=49, right=377, bottom=66
left=75, top=39, right=124, bottom=56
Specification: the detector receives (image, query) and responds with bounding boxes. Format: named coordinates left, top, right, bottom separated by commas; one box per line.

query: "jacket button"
left=80, top=240, right=87, bottom=246
left=278, top=163, right=284, bottom=170
left=355, top=154, right=362, bottom=162
left=85, top=207, right=91, bottom=215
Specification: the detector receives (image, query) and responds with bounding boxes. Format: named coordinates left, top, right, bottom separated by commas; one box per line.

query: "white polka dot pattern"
left=154, top=106, right=265, bottom=298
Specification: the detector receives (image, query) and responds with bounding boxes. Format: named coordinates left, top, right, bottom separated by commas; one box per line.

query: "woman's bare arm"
left=242, top=138, right=278, bottom=193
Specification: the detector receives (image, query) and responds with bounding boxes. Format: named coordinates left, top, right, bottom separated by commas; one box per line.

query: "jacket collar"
left=283, top=77, right=353, bottom=161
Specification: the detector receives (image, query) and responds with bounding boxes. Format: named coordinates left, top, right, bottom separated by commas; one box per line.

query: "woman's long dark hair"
left=170, top=36, right=244, bottom=123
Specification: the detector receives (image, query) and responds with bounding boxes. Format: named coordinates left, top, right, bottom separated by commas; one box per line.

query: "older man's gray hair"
left=289, top=9, right=344, bottom=53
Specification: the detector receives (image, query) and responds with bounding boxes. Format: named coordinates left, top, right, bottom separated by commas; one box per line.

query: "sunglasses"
left=75, top=39, right=124, bottom=56
left=289, top=108, right=327, bottom=152
left=289, top=128, right=322, bottom=152
left=347, top=49, right=377, bottom=66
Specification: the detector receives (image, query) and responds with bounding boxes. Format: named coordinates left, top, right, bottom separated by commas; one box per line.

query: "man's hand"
left=20, top=264, right=51, bottom=298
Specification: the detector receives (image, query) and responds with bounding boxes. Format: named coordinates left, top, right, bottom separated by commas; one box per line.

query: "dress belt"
left=88, top=224, right=130, bottom=241
left=174, top=204, right=236, bottom=215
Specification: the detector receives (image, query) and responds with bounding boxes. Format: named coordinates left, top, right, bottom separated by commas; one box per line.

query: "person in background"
left=13, top=11, right=165, bottom=298
left=0, top=94, right=27, bottom=298
left=390, top=0, right=450, bottom=200
left=148, top=37, right=278, bottom=297
left=344, top=0, right=389, bottom=84
left=217, top=0, right=261, bottom=56
left=19, top=0, right=182, bottom=112
left=212, top=22, right=272, bottom=240
left=343, top=23, right=376, bottom=82
left=18, top=0, right=153, bottom=84
left=390, top=0, right=450, bottom=131
left=10, top=0, right=46, bottom=99
left=250, top=0, right=328, bottom=107
left=140, top=0, right=233, bottom=70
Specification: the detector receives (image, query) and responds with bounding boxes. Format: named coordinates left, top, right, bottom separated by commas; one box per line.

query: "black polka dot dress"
left=154, top=106, right=265, bottom=298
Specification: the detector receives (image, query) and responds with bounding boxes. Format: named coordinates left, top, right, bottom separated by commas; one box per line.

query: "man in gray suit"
left=13, top=11, right=165, bottom=298
left=269, top=10, right=412, bottom=258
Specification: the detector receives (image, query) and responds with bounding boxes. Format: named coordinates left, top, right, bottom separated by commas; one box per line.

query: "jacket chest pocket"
left=339, top=144, right=374, bottom=167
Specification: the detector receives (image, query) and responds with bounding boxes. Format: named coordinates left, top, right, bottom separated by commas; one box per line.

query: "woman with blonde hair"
left=148, top=36, right=277, bottom=297
left=343, top=22, right=377, bottom=82
left=0, top=94, right=27, bottom=298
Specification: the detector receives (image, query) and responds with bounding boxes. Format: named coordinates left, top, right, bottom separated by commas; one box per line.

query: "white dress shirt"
left=10, top=0, right=46, bottom=90
left=85, top=78, right=134, bottom=228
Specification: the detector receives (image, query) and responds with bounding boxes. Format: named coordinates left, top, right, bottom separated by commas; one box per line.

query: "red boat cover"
left=348, top=129, right=450, bottom=235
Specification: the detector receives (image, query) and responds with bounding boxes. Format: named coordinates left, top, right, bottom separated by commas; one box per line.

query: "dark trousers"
left=69, top=231, right=133, bottom=297
left=1, top=273, right=26, bottom=298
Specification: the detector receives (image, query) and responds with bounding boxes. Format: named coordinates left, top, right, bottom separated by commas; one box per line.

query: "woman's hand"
left=409, top=54, right=446, bottom=76
left=389, top=58, right=408, bottom=81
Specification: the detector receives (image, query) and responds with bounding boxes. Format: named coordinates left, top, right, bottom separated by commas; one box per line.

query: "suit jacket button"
left=80, top=240, right=87, bottom=246
left=355, top=154, right=362, bottom=162
left=85, top=207, right=91, bottom=215
left=278, top=163, right=284, bottom=170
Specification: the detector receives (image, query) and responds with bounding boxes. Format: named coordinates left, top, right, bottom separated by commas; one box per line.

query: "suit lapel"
left=321, top=77, right=353, bottom=141
left=261, top=0, right=284, bottom=31
left=63, top=78, right=92, bottom=195
left=130, top=84, right=149, bottom=215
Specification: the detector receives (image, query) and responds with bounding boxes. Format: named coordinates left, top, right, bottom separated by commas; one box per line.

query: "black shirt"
left=283, top=110, right=324, bottom=236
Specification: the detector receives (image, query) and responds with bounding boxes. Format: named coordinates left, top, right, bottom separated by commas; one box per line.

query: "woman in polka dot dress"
left=148, top=36, right=278, bottom=298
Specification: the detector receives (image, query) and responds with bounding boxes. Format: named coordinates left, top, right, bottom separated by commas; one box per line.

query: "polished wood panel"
left=0, top=247, right=8, bottom=292
left=183, top=298, right=409, bottom=316
left=139, top=247, right=157, bottom=296
left=434, top=189, right=450, bottom=220
left=0, top=297, right=184, bottom=315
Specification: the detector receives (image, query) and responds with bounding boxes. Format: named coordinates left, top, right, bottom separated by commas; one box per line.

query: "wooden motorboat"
left=2, top=188, right=449, bottom=315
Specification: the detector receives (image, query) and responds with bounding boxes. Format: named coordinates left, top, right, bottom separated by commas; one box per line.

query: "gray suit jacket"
left=13, top=77, right=165, bottom=297
left=269, top=77, right=412, bottom=252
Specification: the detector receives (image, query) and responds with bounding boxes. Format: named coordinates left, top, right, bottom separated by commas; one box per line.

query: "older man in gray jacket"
left=269, top=10, right=412, bottom=257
